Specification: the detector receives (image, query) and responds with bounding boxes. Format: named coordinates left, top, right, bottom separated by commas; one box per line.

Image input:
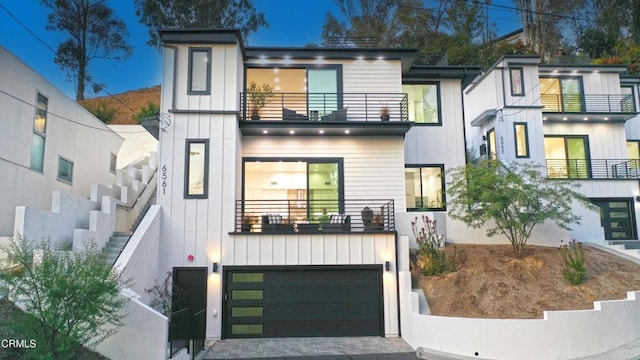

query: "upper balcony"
left=541, top=94, right=636, bottom=122
left=546, top=159, right=640, bottom=179
left=238, top=92, right=412, bottom=136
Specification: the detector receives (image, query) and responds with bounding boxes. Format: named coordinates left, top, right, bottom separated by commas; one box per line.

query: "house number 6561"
left=161, top=165, right=168, bottom=195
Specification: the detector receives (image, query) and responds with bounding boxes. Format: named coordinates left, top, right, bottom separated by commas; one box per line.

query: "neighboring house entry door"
left=222, top=265, right=384, bottom=338
left=591, top=198, right=637, bottom=240
left=170, top=267, right=207, bottom=356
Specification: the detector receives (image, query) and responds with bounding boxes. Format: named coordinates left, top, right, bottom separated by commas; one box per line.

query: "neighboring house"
left=0, top=46, right=123, bottom=239
left=464, top=55, right=640, bottom=244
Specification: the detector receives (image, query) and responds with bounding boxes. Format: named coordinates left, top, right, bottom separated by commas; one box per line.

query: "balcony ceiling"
left=542, top=113, right=635, bottom=123
left=239, top=120, right=412, bottom=136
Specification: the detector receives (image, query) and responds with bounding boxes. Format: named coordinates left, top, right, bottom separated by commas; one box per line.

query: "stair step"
left=113, top=232, right=132, bottom=237
left=108, top=236, right=129, bottom=243
left=103, top=247, right=122, bottom=255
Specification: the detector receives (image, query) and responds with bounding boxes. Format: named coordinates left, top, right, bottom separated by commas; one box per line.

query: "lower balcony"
left=546, top=159, right=640, bottom=179
left=232, top=199, right=395, bottom=234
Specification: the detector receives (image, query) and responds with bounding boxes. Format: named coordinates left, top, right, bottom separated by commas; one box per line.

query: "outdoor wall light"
left=212, top=262, right=219, bottom=273
left=385, top=261, right=390, bottom=271
left=635, top=196, right=640, bottom=203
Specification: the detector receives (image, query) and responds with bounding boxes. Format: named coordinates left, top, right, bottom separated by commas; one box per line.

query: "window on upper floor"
left=539, top=77, right=584, bottom=113
left=31, top=92, right=47, bottom=172
left=402, top=84, right=441, bottom=125
left=185, top=139, right=209, bottom=198
left=627, top=140, right=640, bottom=159
left=514, top=122, right=530, bottom=158
left=544, top=135, right=590, bottom=178
left=110, top=153, right=117, bottom=174
left=405, top=165, right=445, bottom=211
left=188, top=48, right=211, bottom=95
left=510, top=68, right=524, bottom=96
left=57, top=156, right=73, bottom=184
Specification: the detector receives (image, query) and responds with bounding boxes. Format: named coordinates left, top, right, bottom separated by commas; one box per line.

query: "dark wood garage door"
left=223, top=265, right=384, bottom=338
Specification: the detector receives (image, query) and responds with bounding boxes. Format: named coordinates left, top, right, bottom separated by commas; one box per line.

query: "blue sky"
left=0, top=0, right=520, bottom=99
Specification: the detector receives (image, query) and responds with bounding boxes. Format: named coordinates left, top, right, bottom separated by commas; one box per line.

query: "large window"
left=184, top=140, right=209, bottom=198
left=188, top=48, right=211, bottom=94
left=405, top=165, right=444, bottom=211
left=510, top=68, right=524, bottom=96
left=544, top=135, right=590, bottom=178
left=31, top=92, right=47, bottom=172
left=514, top=122, right=529, bottom=158
left=57, top=156, right=73, bottom=184
left=539, top=77, right=584, bottom=112
left=402, top=84, right=440, bottom=124
left=243, top=158, right=343, bottom=222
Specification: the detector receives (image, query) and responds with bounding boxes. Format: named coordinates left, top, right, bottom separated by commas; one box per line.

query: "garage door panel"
left=224, top=266, right=383, bottom=338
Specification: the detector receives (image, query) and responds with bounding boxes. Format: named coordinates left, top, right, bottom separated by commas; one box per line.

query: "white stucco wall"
left=108, top=125, right=158, bottom=169
left=0, top=46, right=122, bottom=236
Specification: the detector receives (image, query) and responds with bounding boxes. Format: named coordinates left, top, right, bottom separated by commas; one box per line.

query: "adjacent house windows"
left=591, top=198, right=637, bottom=240
left=405, top=165, right=445, bottom=211
left=30, top=92, right=47, bottom=172
left=514, top=122, right=529, bottom=158
left=188, top=48, right=211, bottom=94
left=402, top=83, right=441, bottom=125
left=510, top=68, right=524, bottom=96
left=110, top=153, right=117, bottom=174
left=544, top=135, right=590, bottom=178
left=57, top=156, right=73, bottom=184
left=185, top=139, right=209, bottom=198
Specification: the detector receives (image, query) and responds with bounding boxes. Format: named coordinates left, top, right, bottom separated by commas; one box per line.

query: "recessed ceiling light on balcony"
left=604, top=117, right=609, bottom=120
left=273, top=68, right=279, bottom=73
left=377, top=56, right=384, bottom=60
left=344, top=130, right=350, bottom=134
left=289, top=130, right=295, bottom=134
left=262, top=130, right=268, bottom=134
left=562, top=117, right=568, bottom=120
left=543, top=117, right=548, bottom=120
left=319, top=130, right=324, bottom=134
left=583, top=117, right=588, bottom=120
left=357, top=55, right=364, bottom=60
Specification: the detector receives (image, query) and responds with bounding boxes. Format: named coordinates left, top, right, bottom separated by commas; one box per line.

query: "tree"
left=41, top=0, right=132, bottom=100
left=1, top=236, right=127, bottom=359
left=447, top=160, right=593, bottom=257
left=135, top=0, right=268, bottom=48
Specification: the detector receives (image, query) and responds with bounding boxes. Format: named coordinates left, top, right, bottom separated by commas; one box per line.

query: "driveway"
left=202, top=337, right=418, bottom=359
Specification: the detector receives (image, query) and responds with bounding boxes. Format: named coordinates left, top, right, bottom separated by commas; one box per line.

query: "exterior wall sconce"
left=385, top=261, right=390, bottom=271
left=212, top=262, right=219, bottom=273
left=635, top=196, right=640, bottom=202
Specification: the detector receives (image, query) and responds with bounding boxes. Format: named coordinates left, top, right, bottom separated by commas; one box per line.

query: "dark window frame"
left=184, top=139, right=209, bottom=199
left=513, top=122, right=530, bottom=158
left=509, top=67, right=525, bottom=96
left=590, top=197, right=638, bottom=240
left=544, top=134, right=591, bottom=178
left=621, top=84, right=637, bottom=112
left=401, top=81, right=442, bottom=126
left=486, top=128, right=497, bottom=160
left=405, top=164, right=446, bottom=211
left=188, top=47, right=212, bottom=95
left=57, top=156, right=73, bottom=184
left=539, top=75, right=585, bottom=113
left=110, top=153, right=117, bottom=174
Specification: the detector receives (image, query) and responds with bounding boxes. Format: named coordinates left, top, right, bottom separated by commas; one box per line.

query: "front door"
left=591, top=199, right=637, bottom=240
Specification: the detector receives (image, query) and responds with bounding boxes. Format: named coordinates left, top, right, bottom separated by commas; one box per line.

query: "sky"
left=0, top=0, right=521, bottom=100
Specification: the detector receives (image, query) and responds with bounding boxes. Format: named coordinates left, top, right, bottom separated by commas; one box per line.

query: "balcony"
left=238, top=92, right=411, bottom=136
left=541, top=94, right=636, bottom=122
left=546, top=159, right=640, bottom=179
left=232, top=199, right=395, bottom=234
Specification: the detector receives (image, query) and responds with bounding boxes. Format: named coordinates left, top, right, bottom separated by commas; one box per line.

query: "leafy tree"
left=82, top=99, right=119, bottom=124
left=41, top=0, right=132, bottom=100
left=447, top=160, right=594, bottom=258
left=134, top=0, right=268, bottom=48
left=132, top=101, right=160, bottom=123
left=579, top=28, right=617, bottom=59
left=1, top=236, right=127, bottom=359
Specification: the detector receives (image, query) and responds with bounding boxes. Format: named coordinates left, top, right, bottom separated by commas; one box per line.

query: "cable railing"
left=240, top=92, right=408, bottom=122
left=234, top=199, right=395, bottom=233
left=541, top=94, right=636, bottom=113
left=546, top=159, right=640, bottom=179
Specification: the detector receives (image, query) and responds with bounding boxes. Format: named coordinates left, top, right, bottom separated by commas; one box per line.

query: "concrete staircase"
left=102, top=232, right=131, bottom=266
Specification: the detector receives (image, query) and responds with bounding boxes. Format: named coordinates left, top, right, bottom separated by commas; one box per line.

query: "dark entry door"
left=223, top=265, right=383, bottom=338
left=591, top=199, right=637, bottom=240
left=171, top=267, right=207, bottom=353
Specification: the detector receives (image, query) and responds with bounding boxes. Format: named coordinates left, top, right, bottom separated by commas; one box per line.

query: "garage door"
left=223, top=265, right=383, bottom=338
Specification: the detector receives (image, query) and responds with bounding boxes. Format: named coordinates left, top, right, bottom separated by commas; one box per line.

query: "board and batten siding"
left=241, top=137, right=407, bottom=209
left=581, top=72, right=624, bottom=96
left=223, top=232, right=399, bottom=336
left=543, top=122, right=628, bottom=159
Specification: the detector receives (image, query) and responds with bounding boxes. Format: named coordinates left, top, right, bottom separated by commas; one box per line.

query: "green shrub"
left=559, top=239, right=587, bottom=285
left=412, top=215, right=457, bottom=276
left=82, top=100, right=118, bottom=124
left=132, top=101, right=160, bottom=123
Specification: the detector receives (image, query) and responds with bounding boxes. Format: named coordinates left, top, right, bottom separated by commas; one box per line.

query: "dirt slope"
left=79, top=85, right=160, bottom=125
left=414, top=244, right=640, bottom=319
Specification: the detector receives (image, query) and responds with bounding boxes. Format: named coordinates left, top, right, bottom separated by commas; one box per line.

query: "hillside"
left=79, top=85, right=160, bottom=125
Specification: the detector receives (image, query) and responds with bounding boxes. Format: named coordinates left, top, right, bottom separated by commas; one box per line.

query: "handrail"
left=546, top=159, right=640, bottom=179
left=541, top=94, right=635, bottom=113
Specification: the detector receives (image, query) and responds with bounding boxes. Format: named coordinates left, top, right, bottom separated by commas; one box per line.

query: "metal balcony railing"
left=234, top=199, right=395, bottom=233
left=240, top=92, right=408, bottom=122
left=546, top=159, right=640, bottom=179
left=541, top=94, right=636, bottom=113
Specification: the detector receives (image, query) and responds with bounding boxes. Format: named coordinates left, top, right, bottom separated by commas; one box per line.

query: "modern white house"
left=0, top=46, right=123, bottom=241
left=464, top=56, right=640, bottom=245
